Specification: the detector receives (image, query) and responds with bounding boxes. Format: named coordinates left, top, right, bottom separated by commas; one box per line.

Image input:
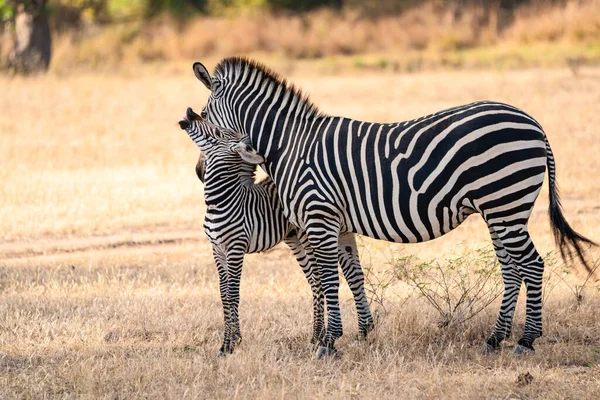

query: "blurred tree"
left=267, top=0, right=342, bottom=12
left=144, top=0, right=208, bottom=17
left=2, top=0, right=51, bottom=73
left=48, top=1, right=108, bottom=29
left=105, top=0, right=147, bottom=19
left=342, top=0, right=411, bottom=17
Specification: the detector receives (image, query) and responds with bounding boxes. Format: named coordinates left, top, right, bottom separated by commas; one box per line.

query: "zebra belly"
left=245, top=219, right=290, bottom=254
left=204, top=206, right=290, bottom=254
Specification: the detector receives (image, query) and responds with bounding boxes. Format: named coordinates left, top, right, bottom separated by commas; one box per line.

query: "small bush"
left=543, top=252, right=600, bottom=308
left=357, top=238, right=400, bottom=318
left=394, top=247, right=503, bottom=328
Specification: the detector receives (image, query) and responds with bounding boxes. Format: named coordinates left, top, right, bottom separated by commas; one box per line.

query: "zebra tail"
left=545, top=136, right=597, bottom=272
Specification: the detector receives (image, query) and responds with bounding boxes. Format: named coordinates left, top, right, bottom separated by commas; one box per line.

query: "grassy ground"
left=1, top=66, right=600, bottom=398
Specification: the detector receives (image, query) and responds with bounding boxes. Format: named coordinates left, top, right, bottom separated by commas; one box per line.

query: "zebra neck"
left=234, top=90, right=319, bottom=159
left=203, top=160, right=257, bottom=202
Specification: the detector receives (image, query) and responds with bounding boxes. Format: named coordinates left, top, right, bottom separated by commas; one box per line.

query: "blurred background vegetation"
left=1, top=0, right=599, bottom=74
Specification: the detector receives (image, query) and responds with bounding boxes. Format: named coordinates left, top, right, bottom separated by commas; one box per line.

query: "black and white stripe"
left=178, top=108, right=373, bottom=356
left=192, top=57, right=595, bottom=356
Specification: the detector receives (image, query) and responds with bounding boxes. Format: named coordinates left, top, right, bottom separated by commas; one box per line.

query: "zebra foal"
left=192, top=57, right=596, bottom=357
left=178, top=107, right=373, bottom=356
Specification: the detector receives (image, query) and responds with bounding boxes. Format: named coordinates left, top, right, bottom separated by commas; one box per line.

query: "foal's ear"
left=193, top=62, right=212, bottom=90
left=195, top=153, right=206, bottom=183
left=231, top=142, right=264, bottom=165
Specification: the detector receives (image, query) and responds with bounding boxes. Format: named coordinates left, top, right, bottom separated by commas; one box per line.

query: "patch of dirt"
left=0, top=229, right=206, bottom=262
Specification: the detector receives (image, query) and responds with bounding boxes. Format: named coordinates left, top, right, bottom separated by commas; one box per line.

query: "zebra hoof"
left=356, top=321, right=375, bottom=341
left=355, top=333, right=367, bottom=342
left=514, top=344, right=535, bottom=354
left=216, top=344, right=234, bottom=358
left=309, top=340, right=320, bottom=352
left=482, top=343, right=499, bottom=355
left=316, top=345, right=337, bottom=359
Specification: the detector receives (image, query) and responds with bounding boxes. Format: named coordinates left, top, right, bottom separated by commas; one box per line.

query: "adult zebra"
left=178, top=107, right=373, bottom=356
left=192, top=57, right=595, bottom=356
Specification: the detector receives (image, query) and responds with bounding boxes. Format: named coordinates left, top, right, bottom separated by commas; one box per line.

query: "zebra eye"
left=200, top=110, right=207, bottom=119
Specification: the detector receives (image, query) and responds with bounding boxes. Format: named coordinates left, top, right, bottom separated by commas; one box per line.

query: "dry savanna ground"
left=1, top=65, right=600, bottom=398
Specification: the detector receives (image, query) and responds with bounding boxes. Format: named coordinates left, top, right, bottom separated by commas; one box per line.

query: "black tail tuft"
left=546, top=138, right=597, bottom=272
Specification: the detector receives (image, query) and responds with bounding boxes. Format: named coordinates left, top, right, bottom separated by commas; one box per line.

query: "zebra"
left=177, top=107, right=374, bottom=356
left=191, top=57, right=596, bottom=357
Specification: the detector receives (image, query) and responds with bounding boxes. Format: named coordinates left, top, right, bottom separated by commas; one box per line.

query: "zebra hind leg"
left=495, top=225, right=544, bottom=353
left=484, top=227, right=522, bottom=353
left=337, top=233, right=374, bottom=340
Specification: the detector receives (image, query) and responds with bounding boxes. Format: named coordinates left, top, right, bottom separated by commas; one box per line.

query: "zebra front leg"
left=224, top=245, right=245, bottom=354
left=212, top=246, right=232, bottom=358
left=306, top=221, right=343, bottom=358
left=484, top=228, right=522, bottom=353
left=338, top=233, right=374, bottom=340
left=284, top=233, right=325, bottom=347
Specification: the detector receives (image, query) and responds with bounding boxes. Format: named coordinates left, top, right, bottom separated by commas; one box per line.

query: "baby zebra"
left=178, top=107, right=373, bottom=356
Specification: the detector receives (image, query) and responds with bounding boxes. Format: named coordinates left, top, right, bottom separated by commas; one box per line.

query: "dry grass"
left=21, top=0, right=600, bottom=74
left=1, top=65, right=600, bottom=398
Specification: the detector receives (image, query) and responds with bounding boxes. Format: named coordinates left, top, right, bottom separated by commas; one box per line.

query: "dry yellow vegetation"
left=1, top=65, right=600, bottom=398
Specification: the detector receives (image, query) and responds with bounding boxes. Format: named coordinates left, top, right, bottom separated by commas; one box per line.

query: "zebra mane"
left=214, top=57, right=325, bottom=119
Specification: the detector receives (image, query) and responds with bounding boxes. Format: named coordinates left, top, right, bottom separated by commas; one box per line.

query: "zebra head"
left=178, top=107, right=264, bottom=165
left=192, top=60, right=252, bottom=135
left=192, top=59, right=322, bottom=160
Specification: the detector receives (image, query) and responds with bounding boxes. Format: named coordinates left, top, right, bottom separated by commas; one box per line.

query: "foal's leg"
left=285, top=231, right=325, bottom=345
left=224, top=244, right=246, bottom=353
left=212, top=246, right=232, bottom=357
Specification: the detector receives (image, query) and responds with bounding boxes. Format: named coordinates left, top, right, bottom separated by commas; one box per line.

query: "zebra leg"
left=224, top=245, right=245, bottom=354
left=484, top=227, right=522, bottom=353
left=496, top=226, right=544, bottom=353
left=338, top=233, right=374, bottom=340
left=212, top=246, right=232, bottom=358
left=306, top=220, right=343, bottom=358
left=284, top=232, right=325, bottom=346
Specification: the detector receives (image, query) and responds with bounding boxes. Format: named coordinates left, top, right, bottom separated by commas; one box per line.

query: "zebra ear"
left=193, top=62, right=212, bottom=91
left=231, top=142, right=264, bottom=165
left=195, top=153, right=206, bottom=183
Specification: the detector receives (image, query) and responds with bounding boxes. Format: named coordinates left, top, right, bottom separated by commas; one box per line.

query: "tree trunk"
left=9, top=0, right=51, bottom=74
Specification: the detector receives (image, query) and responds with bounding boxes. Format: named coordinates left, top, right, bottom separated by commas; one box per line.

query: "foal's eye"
left=200, top=110, right=208, bottom=119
